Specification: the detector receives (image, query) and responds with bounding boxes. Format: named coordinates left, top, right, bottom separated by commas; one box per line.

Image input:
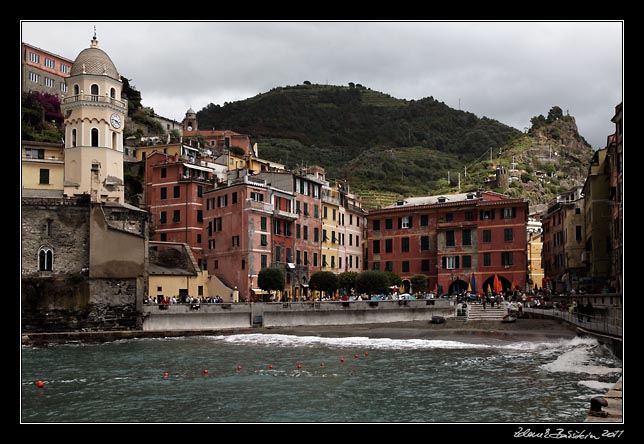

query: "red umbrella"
left=493, top=274, right=502, bottom=294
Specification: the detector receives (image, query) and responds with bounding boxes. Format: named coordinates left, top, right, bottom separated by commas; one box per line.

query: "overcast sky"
left=21, top=21, right=622, bottom=149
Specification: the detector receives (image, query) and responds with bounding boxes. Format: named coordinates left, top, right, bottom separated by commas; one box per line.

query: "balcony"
left=245, top=198, right=273, bottom=213
left=273, top=208, right=298, bottom=220
left=61, top=94, right=128, bottom=112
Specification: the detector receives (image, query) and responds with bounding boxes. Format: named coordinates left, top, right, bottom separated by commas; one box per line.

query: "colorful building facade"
left=22, top=42, right=73, bottom=97
left=607, top=102, right=623, bottom=293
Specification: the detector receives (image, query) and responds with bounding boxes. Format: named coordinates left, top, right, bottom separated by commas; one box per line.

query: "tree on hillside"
left=309, top=271, right=339, bottom=300
left=355, top=271, right=389, bottom=296
left=121, top=76, right=142, bottom=114
left=547, top=106, right=564, bottom=123
left=258, top=267, right=285, bottom=294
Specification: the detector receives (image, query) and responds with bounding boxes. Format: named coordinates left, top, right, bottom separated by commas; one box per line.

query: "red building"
left=366, top=191, right=528, bottom=296
left=144, top=151, right=214, bottom=266
left=607, top=102, right=623, bottom=293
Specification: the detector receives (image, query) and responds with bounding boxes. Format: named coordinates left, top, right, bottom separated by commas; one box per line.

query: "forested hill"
left=196, top=84, right=591, bottom=208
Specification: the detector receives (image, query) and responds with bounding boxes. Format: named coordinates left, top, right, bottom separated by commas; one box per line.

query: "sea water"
left=20, top=334, right=621, bottom=423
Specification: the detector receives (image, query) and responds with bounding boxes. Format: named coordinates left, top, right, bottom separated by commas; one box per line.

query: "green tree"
left=410, top=274, right=428, bottom=293
left=547, top=106, right=563, bottom=123
left=338, top=272, right=358, bottom=293
left=383, top=271, right=401, bottom=287
left=355, top=271, right=389, bottom=296
left=309, top=271, right=339, bottom=300
left=120, top=76, right=142, bottom=114
left=303, top=80, right=311, bottom=85
left=229, top=146, right=245, bottom=156
left=258, top=267, right=285, bottom=293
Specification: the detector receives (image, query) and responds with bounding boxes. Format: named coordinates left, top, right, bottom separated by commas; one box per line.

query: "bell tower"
left=182, top=107, right=198, bottom=132
left=61, top=30, right=127, bottom=203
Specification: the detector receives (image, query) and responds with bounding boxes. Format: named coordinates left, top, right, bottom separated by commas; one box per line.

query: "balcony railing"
left=245, top=198, right=273, bottom=212
left=62, top=94, right=128, bottom=111
left=273, top=208, right=298, bottom=220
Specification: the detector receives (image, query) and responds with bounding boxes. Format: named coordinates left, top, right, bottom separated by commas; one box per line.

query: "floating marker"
left=36, top=380, right=44, bottom=388
left=354, top=354, right=359, bottom=358
left=297, top=364, right=302, bottom=369
left=268, top=365, right=273, bottom=369
left=203, top=369, right=209, bottom=375
left=237, top=365, right=242, bottom=371
left=340, top=357, right=345, bottom=363
left=163, top=372, right=169, bottom=377
left=320, top=362, right=325, bottom=367
left=365, top=352, right=369, bottom=356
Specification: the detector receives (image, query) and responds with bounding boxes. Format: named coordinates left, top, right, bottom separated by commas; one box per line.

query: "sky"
left=21, top=21, right=623, bottom=149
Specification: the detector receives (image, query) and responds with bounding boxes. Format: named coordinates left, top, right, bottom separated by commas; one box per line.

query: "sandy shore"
left=255, top=319, right=578, bottom=343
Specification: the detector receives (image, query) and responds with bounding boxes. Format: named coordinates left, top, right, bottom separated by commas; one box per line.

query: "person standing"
left=585, top=301, right=593, bottom=322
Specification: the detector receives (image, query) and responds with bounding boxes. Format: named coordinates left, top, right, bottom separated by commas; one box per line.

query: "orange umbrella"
left=493, top=274, right=502, bottom=294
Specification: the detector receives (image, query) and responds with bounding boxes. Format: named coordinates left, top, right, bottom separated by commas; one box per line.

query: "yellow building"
left=527, top=216, right=544, bottom=290
left=21, top=141, right=65, bottom=198
left=61, top=33, right=128, bottom=203
left=321, top=184, right=340, bottom=274
left=134, top=143, right=183, bottom=162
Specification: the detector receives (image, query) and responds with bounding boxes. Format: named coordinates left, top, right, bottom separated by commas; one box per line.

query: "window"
left=576, top=225, right=582, bottom=241
left=261, top=234, right=268, bottom=246
left=197, top=210, right=203, bottom=223
left=73, top=84, right=79, bottom=95
left=421, top=236, right=430, bottom=251
left=160, top=211, right=167, bottom=224
left=296, top=250, right=301, bottom=265
left=44, top=57, right=55, bottom=69
left=241, top=259, right=245, bottom=270
left=38, top=247, right=53, bottom=271
left=44, top=77, right=55, bottom=88
left=232, top=192, right=237, bottom=204
left=313, top=227, right=319, bottom=242
left=198, top=186, right=204, bottom=198
left=504, top=228, right=513, bottom=242
left=402, top=261, right=410, bottom=273
left=483, top=230, right=491, bottom=243
left=373, top=220, right=380, bottom=230
left=463, top=229, right=472, bottom=246
left=400, top=216, right=412, bottom=228
left=304, top=251, right=308, bottom=266
left=462, top=255, right=471, bottom=268
left=483, top=252, right=491, bottom=267
left=575, top=207, right=581, bottom=215
left=197, top=234, right=202, bottom=244
left=214, top=260, right=219, bottom=269
left=332, top=232, right=336, bottom=244
left=401, top=237, right=410, bottom=252
left=46, top=219, right=53, bottom=237
left=323, top=229, right=328, bottom=242
left=314, top=205, right=319, bottom=218
left=501, top=252, right=514, bottom=266
left=71, top=129, right=77, bottom=147
left=356, top=257, right=359, bottom=269
left=445, top=213, right=453, bottom=222
left=465, top=211, right=476, bottom=221
left=160, top=233, right=167, bottom=241
left=420, top=215, right=429, bottom=226
left=331, top=256, right=335, bottom=269
left=350, top=214, right=353, bottom=225
left=480, top=209, right=495, bottom=220
left=110, top=88, right=116, bottom=99
left=173, top=210, right=180, bottom=223
left=217, top=194, right=228, bottom=207
left=25, top=149, right=44, bottom=159
left=260, top=217, right=267, bottom=231
left=501, top=207, right=517, bottom=219
left=385, top=219, right=392, bottom=229
left=421, top=259, right=430, bottom=272
left=385, top=239, right=393, bottom=253
left=29, top=52, right=40, bottom=63
left=373, top=262, right=380, bottom=270
left=39, top=169, right=50, bottom=185
left=296, top=224, right=301, bottom=239
left=303, top=203, right=309, bottom=216
left=385, top=261, right=393, bottom=271
left=339, top=256, right=343, bottom=269
left=332, top=209, right=336, bottom=221
left=60, top=64, right=69, bottom=74
left=91, top=128, right=99, bottom=147
left=28, top=71, right=40, bottom=83
left=173, top=186, right=180, bottom=198
left=273, top=219, right=281, bottom=235
left=323, top=206, right=328, bottom=219
left=313, top=253, right=318, bottom=267
left=275, top=246, right=282, bottom=263
left=90, top=84, right=99, bottom=99
left=303, top=226, right=308, bottom=240
left=322, top=255, right=327, bottom=267
left=160, top=168, right=167, bottom=178
left=442, top=255, right=459, bottom=269
left=261, top=255, right=267, bottom=269
left=373, top=240, right=380, bottom=254
left=446, top=231, right=455, bottom=247
left=296, top=201, right=301, bottom=214
left=284, top=221, right=291, bottom=237
left=349, top=234, right=353, bottom=246
left=251, top=192, right=264, bottom=202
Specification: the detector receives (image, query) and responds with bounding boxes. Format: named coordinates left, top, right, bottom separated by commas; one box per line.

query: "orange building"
left=22, top=42, right=73, bottom=97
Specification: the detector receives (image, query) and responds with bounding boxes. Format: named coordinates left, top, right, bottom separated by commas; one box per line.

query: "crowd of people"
left=144, top=295, right=225, bottom=305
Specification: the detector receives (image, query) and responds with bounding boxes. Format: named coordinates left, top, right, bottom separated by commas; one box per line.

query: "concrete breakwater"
left=141, top=299, right=455, bottom=331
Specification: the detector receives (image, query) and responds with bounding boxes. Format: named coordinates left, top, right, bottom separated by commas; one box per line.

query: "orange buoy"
left=163, top=372, right=169, bottom=377
left=268, top=365, right=273, bottom=369
left=354, top=354, right=359, bottom=358
left=36, top=380, right=44, bottom=388
left=203, top=369, right=209, bottom=375
left=340, top=357, right=345, bottom=363
left=365, top=352, right=369, bottom=356
left=237, top=365, right=242, bottom=371
left=320, top=362, right=325, bottom=367
left=297, top=364, right=302, bottom=369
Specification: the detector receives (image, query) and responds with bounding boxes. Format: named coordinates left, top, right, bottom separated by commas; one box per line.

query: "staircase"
left=465, top=302, right=507, bottom=321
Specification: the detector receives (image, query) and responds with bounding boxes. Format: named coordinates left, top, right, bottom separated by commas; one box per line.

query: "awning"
left=182, top=163, right=213, bottom=172
left=287, top=263, right=295, bottom=269
left=301, top=284, right=309, bottom=287
left=252, top=288, right=269, bottom=294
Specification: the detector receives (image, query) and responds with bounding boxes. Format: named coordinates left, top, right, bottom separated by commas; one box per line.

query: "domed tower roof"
left=186, top=107, right=196, bottom=115
left=69, top=32, right=120, bottom=80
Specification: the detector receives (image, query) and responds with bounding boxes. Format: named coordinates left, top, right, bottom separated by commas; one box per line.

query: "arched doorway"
left=401, top=279, right=411, bottom=294
left=481, top=275, right=512, bottom=294
left=448, top=279, right=469, bottom=295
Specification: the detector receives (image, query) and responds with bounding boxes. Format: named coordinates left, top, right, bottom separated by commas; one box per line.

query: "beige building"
left=21, top=141, right=65, bottom=198
left=526, top=214, right=544, bottom=290
left=61, top=33, right=128, bottom=203
left=321, top=184, right=341, bottom=274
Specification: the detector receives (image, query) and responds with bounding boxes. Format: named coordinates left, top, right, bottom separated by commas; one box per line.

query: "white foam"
left=578, top=380, right=616, bottom=391
left=540, top=347, right=622, bottom=375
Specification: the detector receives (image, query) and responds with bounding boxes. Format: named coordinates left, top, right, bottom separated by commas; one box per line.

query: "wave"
left=578, top=380, right=616, bottom=391
left=202, top=333, right=600, bottom=352
left=540, top=346, right=622, bottom=375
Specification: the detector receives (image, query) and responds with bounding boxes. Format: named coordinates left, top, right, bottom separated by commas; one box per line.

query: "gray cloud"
left=21, top=21, right=622, bottom=148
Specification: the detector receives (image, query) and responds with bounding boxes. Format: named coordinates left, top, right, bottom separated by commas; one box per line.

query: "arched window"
left=112, top=131, right=117, bottom=150
left=38, top=247, right=53, bottom=271
left=90, top=84, right=99, bottom=101
left=91, top=128, right=99, bottom=147
left=71, top=128, right=77, bottom=147
left=73, top=84, right=79, bottom=95
left=110, top=87, right=116, bottom=98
